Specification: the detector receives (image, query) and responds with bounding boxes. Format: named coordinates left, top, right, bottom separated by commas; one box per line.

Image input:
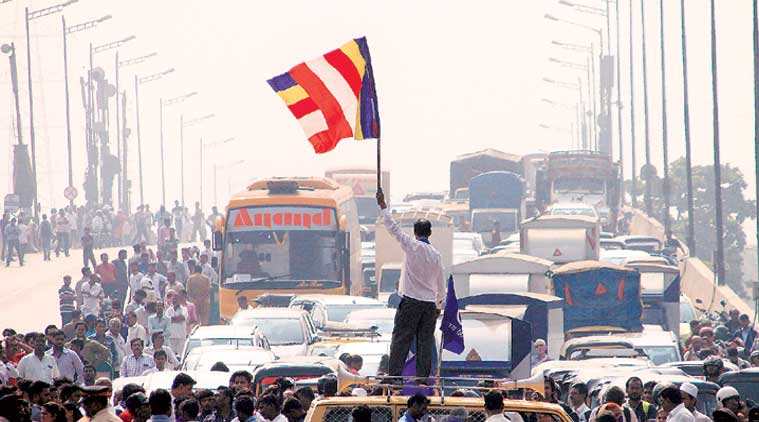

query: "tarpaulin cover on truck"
left=551, top=261, right=642, bottom=331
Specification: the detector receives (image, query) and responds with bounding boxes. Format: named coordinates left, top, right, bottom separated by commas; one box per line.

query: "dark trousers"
left=55, top=232, right=70, bottom=256
left=388, top=296, right=437, bottom=381
left=41, top=237, right=52, bottom=260
left=5, top=240, right=22, bottom=266
left=133, top=225, right=150, bottom=244
left=83, top=248, right=96, bottom=269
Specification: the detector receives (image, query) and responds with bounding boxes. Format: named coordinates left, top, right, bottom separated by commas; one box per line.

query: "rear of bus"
left=215, top=178, right=360, bottom=319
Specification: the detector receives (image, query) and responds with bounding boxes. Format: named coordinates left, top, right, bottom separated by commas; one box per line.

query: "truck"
left=469, top=171, right=525, bottom=246
left=451, top=252, right=554, bottom=298
left=536, top=150, right=620, bottom=231
left=520, top=215, right=601, bottom=264
left=550, top=261, right=643, bottom=333
left=449, top=149, right=522, bottom=199
left=324, top=168, right=390, bottom=226
left=625, top=262, right=681, bottom=338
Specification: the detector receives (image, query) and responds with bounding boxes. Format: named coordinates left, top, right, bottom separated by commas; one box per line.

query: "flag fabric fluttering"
left=267, top=36, right=380, bottom=154
left=440, top=275, right=465, bottom=354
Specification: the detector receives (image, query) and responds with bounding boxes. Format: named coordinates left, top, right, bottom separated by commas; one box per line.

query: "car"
left=230, top=308, right=318, bottom=357
left=181, top=325, right=271, bottom=363
left=600, top=239, right=625, bottom=251
left=659, top=359, right=740, bottom=378
left=599, top=248, right=651, bottom=266
left=453, top=232, right=484, bottom=265
left=547, top=202, right=599, bottom=219
left=718, top=368, right=759, bottom=404
left=289, top=294, right=386, bottom=329
left=180, top=345, right=277, bottom=371
left=344, top=308, right=395, bottom=336
left=615, top=235, right=663, bottom=253
left=112, top=370, right=232, bottom=395
left=306, top=395, right=574, bottom=422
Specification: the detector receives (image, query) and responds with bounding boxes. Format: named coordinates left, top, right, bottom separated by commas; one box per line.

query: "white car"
left=289, top=294, right=386, bottom=329
left=344, top=308, right=396, bottom=336
left=182, top=325, right=271, bottom=363
left=548, top=202, right=599, bottom=219
left=112, top=370, right=231, bottom=395
left=181, top=345, right=277, bottom=371
left=231, top=308, right=318, bottom=357
left=453, top=232, right=485, bottom=265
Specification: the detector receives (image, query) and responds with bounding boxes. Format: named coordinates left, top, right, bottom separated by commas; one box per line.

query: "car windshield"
left=554, top=177, right=605, bottom=193
left=327, top=304, right=383, bottom=322
left=551, top=207, right=597, bottom=218
left=471, top=211, right=517, bottom=233
left=232, top=318, right=304, bottom=345
left=183, top=351, right=272, bottom=371
left=185, top=338, right=253, bottom=357
left=680, top=300, right=696, bottom=323
left=355, top=197, right=380, bottom=225
left=724, top=381, right=759, bottom=404
left=221, top=206, right=341, bottom=286
left=639, top=346, right=680, bottom=365
left=380, top=269, right=401, bottom=293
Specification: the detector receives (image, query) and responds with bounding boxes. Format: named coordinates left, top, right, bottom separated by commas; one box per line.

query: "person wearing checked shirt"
left=119, top=338, right=155, bottom=378
left=377, top=188, right=445, bottom=384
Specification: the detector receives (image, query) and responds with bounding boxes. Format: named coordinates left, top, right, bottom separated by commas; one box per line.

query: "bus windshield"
left=355, top=197, right=380, bottom=225
left=222, top=206, right=341, bottom=288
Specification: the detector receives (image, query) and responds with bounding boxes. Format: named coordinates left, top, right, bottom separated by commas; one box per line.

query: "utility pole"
left=62, top=16, right=73, bottom=204
left=659, top=0, right=671, bottom=235
left=615, top=0, right=624, bottom=206
left=640, top=0, right=653, bottom=216
left=753, top=0, right=759, bottom=296
left=629, top=0, right=638, bottom=208
left=680, top=0, right=696, bottom=256
left=24, top=7, right=39, bottom=220
left=134, top=75, right=144, bottom=206
left=709, top=0, right=726, bottom=284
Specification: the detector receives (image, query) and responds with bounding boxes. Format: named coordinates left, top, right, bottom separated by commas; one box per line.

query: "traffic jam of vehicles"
left=153, top=149, right=754, bottom=421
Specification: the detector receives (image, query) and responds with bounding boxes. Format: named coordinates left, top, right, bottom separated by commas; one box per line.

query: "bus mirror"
left=339, top=215, right=347, bottom=231
left=212, top=231, right=223, bottom=251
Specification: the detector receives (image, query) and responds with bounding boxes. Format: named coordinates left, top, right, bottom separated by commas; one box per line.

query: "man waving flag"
left=267, top=36, right=380, bottom=154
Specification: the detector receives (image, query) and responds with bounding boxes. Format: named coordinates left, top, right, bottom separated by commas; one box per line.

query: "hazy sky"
left=1, top=0, right=758, bottom=238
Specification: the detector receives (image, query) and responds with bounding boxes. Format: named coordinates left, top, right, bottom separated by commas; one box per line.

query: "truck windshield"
left=222, top=206, right=341, bottom=287
left=555, top=177, right=605, bottom=193
left=355, top=197, right=380, bottom=225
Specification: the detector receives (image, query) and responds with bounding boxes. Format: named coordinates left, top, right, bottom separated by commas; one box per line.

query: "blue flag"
left=440, top=275, right=465, bottom=354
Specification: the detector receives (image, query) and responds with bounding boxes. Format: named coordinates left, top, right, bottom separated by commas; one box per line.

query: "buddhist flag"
left=267, top=37, right=380, bottom=153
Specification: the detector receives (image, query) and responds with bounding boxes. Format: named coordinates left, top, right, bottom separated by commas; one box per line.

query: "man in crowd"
left=186, top=261, right=211, bottom=326
left=658, top=384, right=694, bottom=422
left=126, top=310, right=148, bottom=346
left=58, top=276, right=77, bottom=326
left=165, top=294, right=188, bottom=356
left=120, top=338, right=155, bottom=378
left=38, top=213, right=53, bottom=261
left=4, top=218, right=22, bottom=266
left=142, top=350, right=169, bottom=375
left=107, top=318, right=127, bottom=371
left=46, top=329, right=83, bottom=385
left=81, top=227, right=97, bottom=269
left=378, top=188, right=444, bottom=383
left=626, top=376, right=656, bottom=422
left=568, top=382, right=590, bottom=422
left=17, top=333, right=59, bottom=383
left=96, top=253, right=118, bottom=298
left=399, top=393, right=430, bottom=422
left=55, top=208, right=70, bottom=257
left=679, top=383, right=711, bottom=422
left=80, top=275, right=105, bottom=317
left=144, top=332, right=179, bottom=370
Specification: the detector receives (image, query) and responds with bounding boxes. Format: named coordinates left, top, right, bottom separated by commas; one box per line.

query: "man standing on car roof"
left=377, top=188, right=445, bottom=384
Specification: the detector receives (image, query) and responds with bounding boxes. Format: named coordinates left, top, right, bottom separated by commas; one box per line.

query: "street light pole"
left=680, top=0, right=696, bottom=255
left=134, top=75, right=144, bottom=206
left=640, top=0, right=653, bottom=216
left=659, top=0, right=671, bottom=235
left=160, top=98, right=166, bottom=206
left=180, top=114, right=184, bottom=206
left=629, top=0, right=638, bottom=208
left=62, top=16, right=73, bottom=202
left=709, top=0, right=726, bottom=284
left=614, top=0, right=624, bottom=205
left=24, top=7, right=38, bottom=219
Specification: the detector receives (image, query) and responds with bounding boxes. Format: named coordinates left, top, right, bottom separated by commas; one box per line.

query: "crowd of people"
left=680, top=310, right=759, bottom=371
left=0, top=201, right=223, bottom=267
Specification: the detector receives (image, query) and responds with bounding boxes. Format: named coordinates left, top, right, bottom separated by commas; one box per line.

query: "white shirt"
left=144, top=345, right=180, bottom=369
left=80, top=282, right=104, bottom=316
left=140, top=277, right=158, bottom=302
left=381, top=209, right=445, bottom=306
left=0, top=362, right=18, bottom=384
left=17, top=224, right=28, bottom=244
left=165, top=305, right=188, bottom=339
left=141, top=366, right=168, bottom=376
left=147, top=272, right=168, bottom=298
left=108, top=332, right=127, bottom=366
left=129, top=272, right=145, bottom=300
left=261, top=415, right=288, bottom=422
left=127, top=323, right=148, bottom=345
left=690, top=409, right=711, bottom=422
left=201, top=263, right=218, bottom=284
left=667, top=404, right=695, bottom=422
left=16, top=353, right=60, bottom=383
left=572, top=404, right=590, bottom=422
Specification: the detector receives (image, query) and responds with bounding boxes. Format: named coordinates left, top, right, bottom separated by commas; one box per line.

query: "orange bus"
left=213, top=178, right=362, bottom=319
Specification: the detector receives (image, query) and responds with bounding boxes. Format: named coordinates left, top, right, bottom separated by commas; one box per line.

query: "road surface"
left=0, top=245, right=132, bottom=333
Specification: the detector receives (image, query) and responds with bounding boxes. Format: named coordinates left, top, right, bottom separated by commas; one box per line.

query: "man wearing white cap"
left=679, top=383, right=711, bottom=422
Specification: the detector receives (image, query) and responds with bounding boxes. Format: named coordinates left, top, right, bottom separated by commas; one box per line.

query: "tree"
left=666, top=158, right=756, bottom=295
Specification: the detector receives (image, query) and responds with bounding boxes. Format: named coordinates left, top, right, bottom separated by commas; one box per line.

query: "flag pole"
left=436, top=330, right=444, bottom=386
left=377, top=136, right=381, bottom=192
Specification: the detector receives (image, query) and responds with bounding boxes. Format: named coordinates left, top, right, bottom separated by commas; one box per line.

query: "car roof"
left=233, top=308, right=307, bottom=319
left=311, top=396, right=569, bottom=415
left=550, top=202, right=596, bottom=209
left=344, top=308, right=396, bottom=320
left=290, top=294, right=383, bottom=306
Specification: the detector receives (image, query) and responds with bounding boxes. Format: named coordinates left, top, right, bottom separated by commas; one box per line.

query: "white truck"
left=451, top=252, right=554, bottom=298
left=519, top=215, right=601, bottom=264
